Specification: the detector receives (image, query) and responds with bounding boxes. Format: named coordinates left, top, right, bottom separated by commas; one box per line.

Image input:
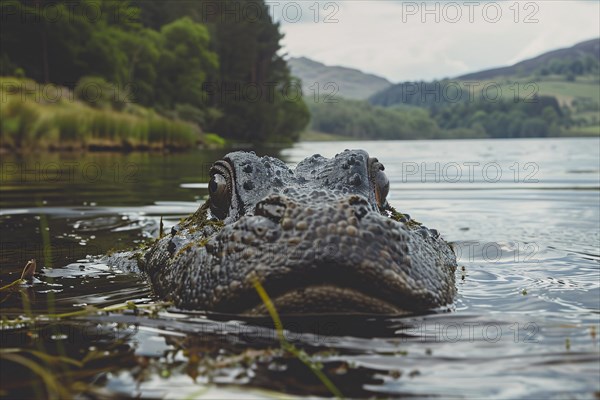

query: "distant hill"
left=369, top=38, right=600, bottom=109
left=456, top=38, right=599, bottom=80
left=307, top=38, right=599, bottom=141
left=288, top=56, right=392, bottom=100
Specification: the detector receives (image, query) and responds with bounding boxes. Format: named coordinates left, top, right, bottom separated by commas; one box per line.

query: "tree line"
left=309, top=94, right=572, bottom=140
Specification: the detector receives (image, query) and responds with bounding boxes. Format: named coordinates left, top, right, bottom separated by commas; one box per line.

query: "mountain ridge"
left=288, top=56, right=392, bottom=100
left=369, top=37, right=600, bottom=108
left=456, top=38, right=600, bottom=80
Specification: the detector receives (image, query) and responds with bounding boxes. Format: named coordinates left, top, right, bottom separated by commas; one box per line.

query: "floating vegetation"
left=0, top=259, right=36, bottom=292
left=0, top=324, right=139, bottom=399
left=1, top=296, right=172, bottom=329
left=252, top=278, right=343, bottom=399
left=0, top=256, right=171, bottom=398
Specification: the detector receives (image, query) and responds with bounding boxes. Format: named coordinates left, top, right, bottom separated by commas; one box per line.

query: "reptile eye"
left=208, top=173, right=231, bottom=219
left=374, top=170, right=389, bottom=208
left=369, top=157, right=389, bottom=209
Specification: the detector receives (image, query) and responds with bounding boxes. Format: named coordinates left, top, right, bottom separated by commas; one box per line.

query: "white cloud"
left=278, top=1, right=600, bottom=82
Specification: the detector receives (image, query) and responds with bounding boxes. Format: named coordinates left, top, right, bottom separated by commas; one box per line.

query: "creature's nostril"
left=255, top=200, right=286, bottom=222
left=245, top=216, right=280, bottom=241
left=347, top=196, right=371, bottom=220
left=354, top=206, right=369, bottom=220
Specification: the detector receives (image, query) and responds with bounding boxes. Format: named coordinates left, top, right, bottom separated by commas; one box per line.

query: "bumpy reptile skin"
left=108, top=150, right=457, bottom=315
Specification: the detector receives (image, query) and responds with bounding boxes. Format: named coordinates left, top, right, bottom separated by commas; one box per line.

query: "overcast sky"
left=274, top=1, right=600, bottom=82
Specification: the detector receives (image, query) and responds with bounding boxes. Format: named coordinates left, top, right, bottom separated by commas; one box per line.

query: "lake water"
left=1, top=138, right=599, bottom=399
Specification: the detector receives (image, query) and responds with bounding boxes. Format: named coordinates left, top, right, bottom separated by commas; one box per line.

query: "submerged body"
left=109, top=150, right=457, bottom=314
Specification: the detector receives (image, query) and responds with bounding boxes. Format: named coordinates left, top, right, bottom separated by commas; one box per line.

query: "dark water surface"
left=1, top=138, right=599, bottom=399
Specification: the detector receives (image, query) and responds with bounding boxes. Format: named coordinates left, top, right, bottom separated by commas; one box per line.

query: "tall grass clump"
left=32, top=116, right=60, bottom=147
left=147, top=115, right=168, bottom=145
left=165, top=120, right=198, bottom=148
left=1, top=76, right=209, bottom=151
left=147, top=114, right=197, bottom=149
left=54, top=110, right=88, bottom=146
left=0, top=100, right=40, bottom=149
left=82, top=109, right=198, bottom=150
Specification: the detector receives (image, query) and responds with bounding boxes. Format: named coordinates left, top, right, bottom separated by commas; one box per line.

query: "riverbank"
left=0, top=77, right=226, bottom=152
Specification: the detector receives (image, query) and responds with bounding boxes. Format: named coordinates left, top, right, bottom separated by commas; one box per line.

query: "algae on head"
left=388, top=205, right=422, bottom=229
left=181, top=202, right=224, bottom=233
left=174, top=238, right=210, bottom=260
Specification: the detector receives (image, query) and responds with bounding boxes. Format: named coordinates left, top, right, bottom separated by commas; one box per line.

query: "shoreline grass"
left=0, top=77, right=224, bottom=152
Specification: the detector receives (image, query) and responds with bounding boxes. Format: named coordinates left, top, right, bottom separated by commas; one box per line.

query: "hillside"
left=307, top=38, right=600, bottom=140
left=457, top=38, right=599, bottom=80
left=370, top=38, right=600, bottom=109
left=288, top=57, right=392, bottom=100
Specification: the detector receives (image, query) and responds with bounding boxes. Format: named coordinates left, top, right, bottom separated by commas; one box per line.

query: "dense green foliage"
left=431, top=96, right=565, bottom=138
left=364, top=77, right=598, bottom=139
left=536, top=55, right=599, bottom=80
left=310, top=93, right=579, bottom=140
left=309, top=100, right=442, bottom=140
left=0, top=0, right=308, bottom=145
left=133, top=0, right=310, bottom=143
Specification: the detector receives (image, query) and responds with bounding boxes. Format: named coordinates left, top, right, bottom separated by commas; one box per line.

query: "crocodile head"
left=141, top=150, right=457, bottom=315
